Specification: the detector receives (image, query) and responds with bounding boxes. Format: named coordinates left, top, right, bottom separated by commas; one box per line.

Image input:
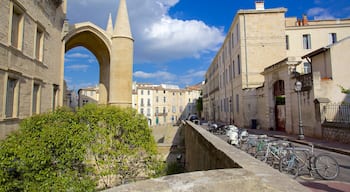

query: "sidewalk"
left=246, top=128, right=350, bottom=156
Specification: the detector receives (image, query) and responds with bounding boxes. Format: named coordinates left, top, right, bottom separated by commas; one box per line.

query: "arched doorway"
left=274, top=80, right=286, bottom=131
left=64, top=22, right=112, bottom=105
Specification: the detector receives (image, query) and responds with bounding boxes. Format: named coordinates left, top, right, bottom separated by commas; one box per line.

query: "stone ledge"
left=104, top=169, right=310, bottom=192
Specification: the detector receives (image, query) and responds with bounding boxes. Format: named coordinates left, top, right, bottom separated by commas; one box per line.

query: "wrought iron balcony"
left=296, top=73, right=313, bottom=91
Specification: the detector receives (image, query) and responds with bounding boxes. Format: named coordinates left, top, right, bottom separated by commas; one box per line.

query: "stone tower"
left=109, top=0, right=134, bottom=107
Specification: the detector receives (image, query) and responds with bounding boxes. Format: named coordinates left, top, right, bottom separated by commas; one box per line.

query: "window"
left=329, top=33, right=337, bottom=44
left=147, top=108, right=150, bottom=116
left=141, top=90, right=143, bottom=95
left=231, top=32, right=235, bottom=48
left=303, top=34, right=311, bottom=49
left=163, top=96, right=166, bottom=103
left=32, top=83, right=40, bottom=114
left=140, top=108, right=144, bottom=114
left=172, top=106, right=176, bottom=113
left=147, top=90, right=150, bottom=95
left=5, top=78, right=19, bottom=118
left=147, top=98, right=151, bottom=106
left=303, top=62, right=311, bottom=74
left=285, top=35, right=289, bottom=50
left=232, top=60, right=235, bottom=78
left=11, top=3, right=24, bottom=49
left=163, top=107, right=166, bottom=113
left=140, top=98, right=144, bottom=106
left=236, top=24, right=239, bottom=42
left=155, top=107, right=159, bottom=115
left=82, top=99, right=88, bottom=106
left=237, top=55, right=241, bottom=75
left=156, top=96, right=158, bottom=103
left=35, top=25, right=44, bottom=61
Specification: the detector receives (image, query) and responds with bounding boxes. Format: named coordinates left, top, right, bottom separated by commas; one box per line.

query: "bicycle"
left=254, top=140, right=290, bottom=167
left=279, top=143, right=339, bottom=180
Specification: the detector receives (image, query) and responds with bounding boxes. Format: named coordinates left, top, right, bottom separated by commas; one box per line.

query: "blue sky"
left=65, top=0, right=350, bottom=90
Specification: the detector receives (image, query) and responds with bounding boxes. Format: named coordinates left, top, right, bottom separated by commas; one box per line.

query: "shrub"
left=0, top=105, right=164, bottom=191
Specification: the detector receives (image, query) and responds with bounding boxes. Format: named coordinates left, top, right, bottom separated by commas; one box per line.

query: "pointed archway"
left=62, top=0, right=134, bottom=107
left=64, top=22, right=111, bottom=104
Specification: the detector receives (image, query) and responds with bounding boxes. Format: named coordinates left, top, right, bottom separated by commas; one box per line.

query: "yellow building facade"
left=133, top=83, right=202, bottom=126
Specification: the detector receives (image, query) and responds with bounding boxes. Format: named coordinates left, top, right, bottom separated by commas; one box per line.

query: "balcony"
left=296, top=73, right=312, bottom=91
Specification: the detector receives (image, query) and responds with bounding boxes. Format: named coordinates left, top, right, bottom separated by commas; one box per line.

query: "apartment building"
left=203, top=0, right=350, bottom=135
left=133, top=82, right=202, bottom=126
left=0, top=0, right=66, bottom=138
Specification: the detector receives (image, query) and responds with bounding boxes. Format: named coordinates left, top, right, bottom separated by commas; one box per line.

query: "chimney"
left=255, top=0, right=265, bottom=10
left=302, top=14, right=308, bottom=26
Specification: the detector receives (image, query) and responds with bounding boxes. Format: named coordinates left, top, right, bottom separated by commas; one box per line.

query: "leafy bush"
left=0, top=104, right=164, bottom=191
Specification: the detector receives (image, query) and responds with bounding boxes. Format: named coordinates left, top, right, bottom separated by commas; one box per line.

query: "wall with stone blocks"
left=323, top=122, right=350, bottom=144
left=105, top=121, right=310, bottom=192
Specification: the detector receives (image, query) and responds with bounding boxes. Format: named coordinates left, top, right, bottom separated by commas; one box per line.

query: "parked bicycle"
left=279, top=143, right=339, bottom=180
left=254, top=140, right=290, bottom=167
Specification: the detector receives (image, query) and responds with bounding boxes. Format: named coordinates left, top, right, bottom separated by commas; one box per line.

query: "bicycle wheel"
left=314, top=154, right=339, bottom=180
left=279, top=155, right=299, bottom=178
left=254, top=150, right=267, bottom=162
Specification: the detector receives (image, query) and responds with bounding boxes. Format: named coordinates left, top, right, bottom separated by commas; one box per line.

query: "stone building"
left=203, top=1, right=350, bottom=138
left=0, top=0, right=135, bottom=138
left=133, top=82, right=202, bottom=126
left=77, top=86, right=99, bottom=107
left=0, top=0, right=66, bottom=138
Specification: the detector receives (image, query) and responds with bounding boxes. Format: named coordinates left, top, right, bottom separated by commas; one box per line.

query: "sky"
left=64, top=0, right=350, bottom=90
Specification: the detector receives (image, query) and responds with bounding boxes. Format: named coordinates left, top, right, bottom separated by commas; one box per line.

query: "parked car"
left=187, top=114, right=199, bottom=122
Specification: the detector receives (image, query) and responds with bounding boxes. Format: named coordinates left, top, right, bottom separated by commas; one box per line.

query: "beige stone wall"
left=0, top=0, right=66, bottom=137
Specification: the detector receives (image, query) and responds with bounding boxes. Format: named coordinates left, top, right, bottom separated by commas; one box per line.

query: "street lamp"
left=295, top=81, right=304, bottom=140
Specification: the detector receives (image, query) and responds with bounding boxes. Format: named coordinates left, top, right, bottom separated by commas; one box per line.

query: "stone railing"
left=105, top=121, right=310, bottom=192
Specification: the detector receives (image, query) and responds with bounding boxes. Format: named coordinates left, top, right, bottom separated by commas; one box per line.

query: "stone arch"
left=63, top=22, right=112, bottom=104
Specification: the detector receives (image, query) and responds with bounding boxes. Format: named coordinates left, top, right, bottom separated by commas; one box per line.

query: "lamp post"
left=295, top=81, right=304, bottom=140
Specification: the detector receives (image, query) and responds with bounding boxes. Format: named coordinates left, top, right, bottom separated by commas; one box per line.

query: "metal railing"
left=324, top=103, right=350, bottom=123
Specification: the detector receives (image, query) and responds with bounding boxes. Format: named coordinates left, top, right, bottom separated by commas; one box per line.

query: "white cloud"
left=307, top=7, right=335, bottom=20
left=67, top=0, right=225, bottom=64
left=66, top=53, right=90, bottom=59
left=66, top=64, right=89, bottom=72
left=133, top=69, right=205, bottom=87
left=134, top=71, right=176, bottom=81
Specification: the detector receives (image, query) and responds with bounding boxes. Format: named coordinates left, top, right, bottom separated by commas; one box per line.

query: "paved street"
left=200, top=124, right=350, bottom=192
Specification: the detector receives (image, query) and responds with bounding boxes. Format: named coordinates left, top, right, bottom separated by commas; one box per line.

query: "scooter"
left=226, top=125, right=249, bottom=146
left=226, top=125, right=239, bottom=145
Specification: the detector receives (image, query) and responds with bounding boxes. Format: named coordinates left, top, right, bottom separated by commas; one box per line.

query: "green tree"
left=338, top=85, right=350, bottom=94
left=0, top=105, right=164, bottom=191
left=0, top=107, right=95, bottom=191
left=77, top=104, right=164, bottom=188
